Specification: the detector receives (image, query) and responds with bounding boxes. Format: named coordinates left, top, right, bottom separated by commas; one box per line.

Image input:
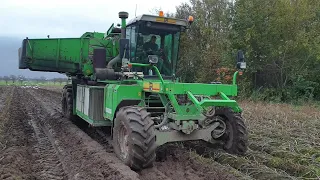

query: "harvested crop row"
left=240, top=101, right=320, bottom=178
left=183, top=142, right=296, bottom=180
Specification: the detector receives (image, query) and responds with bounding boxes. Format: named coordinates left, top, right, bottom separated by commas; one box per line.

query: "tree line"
left=170, top=0, right=320, bottom=102
left=0, top=75, right=68, bottom=85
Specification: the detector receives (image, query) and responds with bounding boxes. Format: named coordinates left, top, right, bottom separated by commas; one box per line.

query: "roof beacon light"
left=188, top=15, right=194, bottom=24
left=159, top=11, right=164, bottom=17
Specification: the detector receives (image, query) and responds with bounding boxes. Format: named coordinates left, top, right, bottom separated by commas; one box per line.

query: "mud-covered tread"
left=144, top=133, right=156, bottom=144
left=129, top=117, right=144, bottom=126
left=144, top=143, right=157, bottom=158
left=62, top=86, right=77, bottom=122
left=113, top=106, right=157, bottom=171
left=144, top=121, right=154, bottom=131
left=216, top=108, right=248, bottom=155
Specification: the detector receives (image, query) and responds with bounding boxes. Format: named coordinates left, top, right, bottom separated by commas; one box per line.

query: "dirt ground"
left=0, top=86, right=319, bottom=180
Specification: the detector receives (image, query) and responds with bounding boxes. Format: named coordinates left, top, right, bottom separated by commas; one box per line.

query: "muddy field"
left=0, top=86, right=319, bottom=180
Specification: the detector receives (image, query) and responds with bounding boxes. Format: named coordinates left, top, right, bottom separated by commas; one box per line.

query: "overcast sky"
left=0, top=0, right=187, bottom=39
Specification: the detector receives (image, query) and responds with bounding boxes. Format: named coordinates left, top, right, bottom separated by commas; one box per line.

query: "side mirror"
left=236, top=50, right=246, bottom=70
left=120, top=38, right=130, bottom=59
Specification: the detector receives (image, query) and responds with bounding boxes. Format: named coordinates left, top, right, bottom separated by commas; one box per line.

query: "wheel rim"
left=118, top=123, right=129, bottom=159
left=211, top=118, right=226, bottom=139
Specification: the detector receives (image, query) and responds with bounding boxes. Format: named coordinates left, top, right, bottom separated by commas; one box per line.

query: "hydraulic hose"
left=154, top=102, right=170, bottom=128
left=107, top=54, right=120, bottom=69
left=154, top=114, right=168, bottom=128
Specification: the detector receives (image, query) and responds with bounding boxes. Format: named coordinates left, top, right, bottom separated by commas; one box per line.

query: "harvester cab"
left=122, top=12, right=188, bottom=78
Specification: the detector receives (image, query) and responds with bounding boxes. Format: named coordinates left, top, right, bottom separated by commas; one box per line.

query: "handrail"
left=232, top=71, right=239, bottom=85
left=129, top=63, right=165, bottom=84
left=186, top=91, right=241, bottom=112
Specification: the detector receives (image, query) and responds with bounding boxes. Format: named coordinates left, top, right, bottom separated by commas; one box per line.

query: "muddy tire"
left=215, top=108, right=248, bottom=155
left=112, top=106, right=157, bottom=171
left=62, top=85, right=76, bottom=122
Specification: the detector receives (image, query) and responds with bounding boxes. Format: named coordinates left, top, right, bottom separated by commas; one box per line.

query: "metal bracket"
left=155, top=122, right=220, bottom=146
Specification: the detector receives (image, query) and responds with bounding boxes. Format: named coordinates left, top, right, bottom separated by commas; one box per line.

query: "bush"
left=247, top=75, right=319, bottom=103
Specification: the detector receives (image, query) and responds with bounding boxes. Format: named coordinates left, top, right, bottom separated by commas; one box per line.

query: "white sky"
left=0, top=0, right=187, bottom=39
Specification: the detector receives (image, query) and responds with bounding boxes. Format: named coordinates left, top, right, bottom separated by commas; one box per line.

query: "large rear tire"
left=112, top=106, right=157, bottom=171
left=215, top=108, right=248, bottom=155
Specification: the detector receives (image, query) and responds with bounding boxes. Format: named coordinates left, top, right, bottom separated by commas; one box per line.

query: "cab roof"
left=126, top=14, right=188, bottom=27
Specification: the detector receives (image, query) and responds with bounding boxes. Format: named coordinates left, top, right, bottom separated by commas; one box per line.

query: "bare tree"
left=40, top=76, right=46, bottom=84
left=18, top=75, right=26, bottom=84
left=9, top=75, right=16, bottom=83
left=3, top=76, right=9, bottom=85
left=57, top=78, right=63, bottom=85
left=53, top=78, right=58, bottom=84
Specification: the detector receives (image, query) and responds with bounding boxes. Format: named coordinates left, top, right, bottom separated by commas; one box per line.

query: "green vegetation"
left=0, top=75, right=67, bottom=86
left=172, top=0, right=320, bottom=103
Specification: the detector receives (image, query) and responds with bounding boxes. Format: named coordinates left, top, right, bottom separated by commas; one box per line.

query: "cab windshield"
left=126, top=24, right=181, bottom=77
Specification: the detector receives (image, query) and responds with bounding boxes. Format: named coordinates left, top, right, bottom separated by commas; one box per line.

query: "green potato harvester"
left=18, top=10, right=248, bottom=170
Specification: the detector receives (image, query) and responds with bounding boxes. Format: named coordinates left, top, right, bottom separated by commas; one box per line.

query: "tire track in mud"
left=0, top=86, right=13, bottom=112
left=14, top=87, right=67, bottom=180
left=25, top=87, right=140, bottom=180
left=0, top=86, right=66, bottom=180
left=0, top=87, right=35, bottom=179
left=26, top=105, right=67, bottom=180
left=37, top=88, right=114, bottom=151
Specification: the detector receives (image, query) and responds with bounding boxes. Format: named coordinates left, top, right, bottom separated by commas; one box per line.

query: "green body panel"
left=19, top=31, right=120, bottom=78
left=101, top=77, right=241, bottom=121
left=165, top=83, right=237, bottom=96
left=136, top=81, right=237, bottom=95
left=23, top=38, right=89, bottom=73
left=104, top=84, right=143, bottom=120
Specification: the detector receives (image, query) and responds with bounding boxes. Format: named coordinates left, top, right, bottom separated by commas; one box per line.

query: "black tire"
left=62, top=92, right=67, bottom=117
left=62, top=85, right=76, bottom=122
left=215, top=108, right=248, bottom=155
left=112, top=106, right=157, bottom=171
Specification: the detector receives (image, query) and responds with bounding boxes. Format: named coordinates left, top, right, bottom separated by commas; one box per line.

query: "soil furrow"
left=24, top=87, right=140, bottom=180
left=27, top=110, right=67, bottom=180
left=0, top=86, right=13, bottom=113
left=0, top=87, right=39, bottom=179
